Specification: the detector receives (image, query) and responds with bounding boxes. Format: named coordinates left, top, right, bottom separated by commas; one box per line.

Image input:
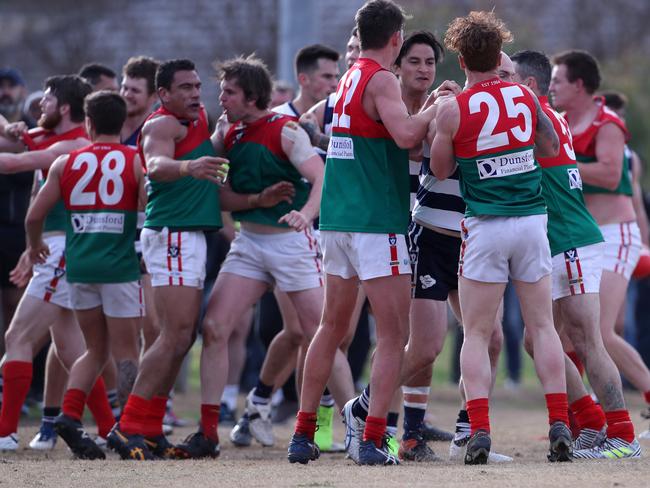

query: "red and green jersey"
left=571, top=97, right=632, bottom=196
left=224, top=113, right=310, bottom=228
left=538, top=97, right=603, bottom=256
left=59, top=143, right=140, bottom=283
left=320, top=58, right=409, bottom=234
left=139, top=106, right=222, bottom=230
left=22, top=126, right=88, bottom=232
left=452, top=78, right=545, bottom=217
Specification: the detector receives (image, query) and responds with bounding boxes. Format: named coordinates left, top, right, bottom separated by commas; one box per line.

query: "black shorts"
left=0, top=225, right=26, bottom=288
left=408, top=221, right=461, bottom=301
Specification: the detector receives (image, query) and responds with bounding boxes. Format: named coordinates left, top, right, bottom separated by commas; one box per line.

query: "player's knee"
left=201, top=316, right=229, bottom=347
left=4, top=324, right=28, bottom=351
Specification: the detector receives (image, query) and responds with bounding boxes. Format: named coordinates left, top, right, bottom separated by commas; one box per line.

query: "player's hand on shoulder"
left=258, top=181, right=295, bottom=208
left=278, top=209, right=310, bottom=232
left=434, top=80, right=462, bottom=98
left=299, top=112, right=322, bottom=147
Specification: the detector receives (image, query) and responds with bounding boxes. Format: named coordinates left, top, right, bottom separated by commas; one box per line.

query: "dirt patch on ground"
left=1, top=385, right=649, bottom=487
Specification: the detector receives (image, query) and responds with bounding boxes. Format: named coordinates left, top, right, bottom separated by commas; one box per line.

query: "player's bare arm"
left=24, top=154, right=67, bottom=265
left=219, top=180, right=295, bottom=212
left=278, top=121, right=323, bottom=231
left=366, top=70, right=436, bottom=149
left=0, top=138, right=86, bottom=174
left=577, top=123, right=626, bottom=191
left=530, top=91, right=559, bottom=158
left=299, top=111, right=329, bottom=153
left=133, top=154, right=147, bottom=211
left=143, top=114, right=228, bottom=184
left=430, top=97, right=460, bottom=180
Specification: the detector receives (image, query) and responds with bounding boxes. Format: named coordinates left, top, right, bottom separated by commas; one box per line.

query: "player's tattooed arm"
left=299, top=112, right=329, bottom=152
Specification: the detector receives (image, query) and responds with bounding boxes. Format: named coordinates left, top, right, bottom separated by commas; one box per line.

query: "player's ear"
left=458, top=55, right=466, bottom=70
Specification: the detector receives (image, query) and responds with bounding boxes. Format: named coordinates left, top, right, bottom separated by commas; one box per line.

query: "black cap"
left=0, top=68, right=26, bottom=86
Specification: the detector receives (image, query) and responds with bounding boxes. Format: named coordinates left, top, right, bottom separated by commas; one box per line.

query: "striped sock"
left=352, top=385, right=370, bottom=421
left=402, top=385, right=429, bottom=438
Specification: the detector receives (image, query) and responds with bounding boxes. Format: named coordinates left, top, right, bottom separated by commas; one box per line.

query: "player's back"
left=453, top=77, right=544, bottom=217
left=60, top=142, right=140, bottom=283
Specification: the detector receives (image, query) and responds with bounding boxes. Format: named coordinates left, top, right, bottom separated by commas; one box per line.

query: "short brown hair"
left=444, top=11, right=513, bottom=73
left=552, top=50, right=601, bottom=95
left=217, top=55, right=272, bottom=110
left=355, top=0, right=405, bottom=51
left=84, top=91, right=126, bottom=135
left=44, top=75, right=92, bottom=123
left=122, top=56, right=160, bottom=95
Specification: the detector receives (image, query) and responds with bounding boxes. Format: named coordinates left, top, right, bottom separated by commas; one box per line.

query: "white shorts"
left=459, top=214, right=552, bottom=283
left=141, top=228, right=206, bottom=288
left=551, top=243, right=603, bottom=300
left=69, top=281, right=144, bottom=318
left=219, top=228, right=322, bottom=292
left=320, top=230, right=411, bottom=281
left=25, top=234, right=71, bottom=309
left=600, top=221, right=642, bottom=280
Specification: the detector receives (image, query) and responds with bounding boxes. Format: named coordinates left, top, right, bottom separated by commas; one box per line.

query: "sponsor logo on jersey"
left=567, top=168, right=583, bottom=190
left=328, top=136, right=354, bottom=160
left=71, top=212, right=124, bottom=234
left=476, top=149, right=535, bottom=179
left=419, top=274, right=437, bottom=289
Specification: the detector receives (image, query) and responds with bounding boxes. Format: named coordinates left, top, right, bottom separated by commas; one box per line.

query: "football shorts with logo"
left=459, top=214, right=552, bottom=283
left=219, top=227, right=322, bottom=292
left=25, top=234, right=72, bottom=308
left=141, top=227, right=206, bottom=288
left=599, top=221, right=642, bottom=281
left=551, top=243, right=603, bottom=300
left=408, top=221, right=461, bottom=300
left=320, top=230, right=410, bottom=281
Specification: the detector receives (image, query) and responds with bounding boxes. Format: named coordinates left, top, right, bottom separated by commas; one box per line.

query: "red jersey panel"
left=223, top=112, right=290, bottom=160
left=570, top=97, right=629, bottom=159
left=537, top=96, right=576, bottom=169
left=60, top=143, right=139, bottom=212
left=330, top=58, right=392, bottom=139
left=137, top=105, right=211, bottom=169
left=453, top=78, right=538, bottom=159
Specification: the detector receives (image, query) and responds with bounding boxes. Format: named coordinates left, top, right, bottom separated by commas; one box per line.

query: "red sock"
left=605, top=409, right=635, bottom=443
left=570, top=395, right=605, bottom=432
left=120, top=394, right=150, bottom=435
left=86, top=378, right=116, bottom=438
left=0, top=361, right=33, bottom=436
left=62, top=389, right=87, bottom=421
left=466, top=398, right=490, bottom=434
left=200, top=404, right=220, bottom=442
left=363, top=416, right=387, bottom=448
left=566, top=351, right=585, bottom=376
left=142, top=396, right=167, bottom=438
left=545, top=393, right=569, bottom=426
left=294, top=411, right=317, bottom=441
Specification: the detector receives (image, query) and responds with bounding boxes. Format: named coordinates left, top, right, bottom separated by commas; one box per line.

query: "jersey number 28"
left=70, top=151, right=125, bottom=206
